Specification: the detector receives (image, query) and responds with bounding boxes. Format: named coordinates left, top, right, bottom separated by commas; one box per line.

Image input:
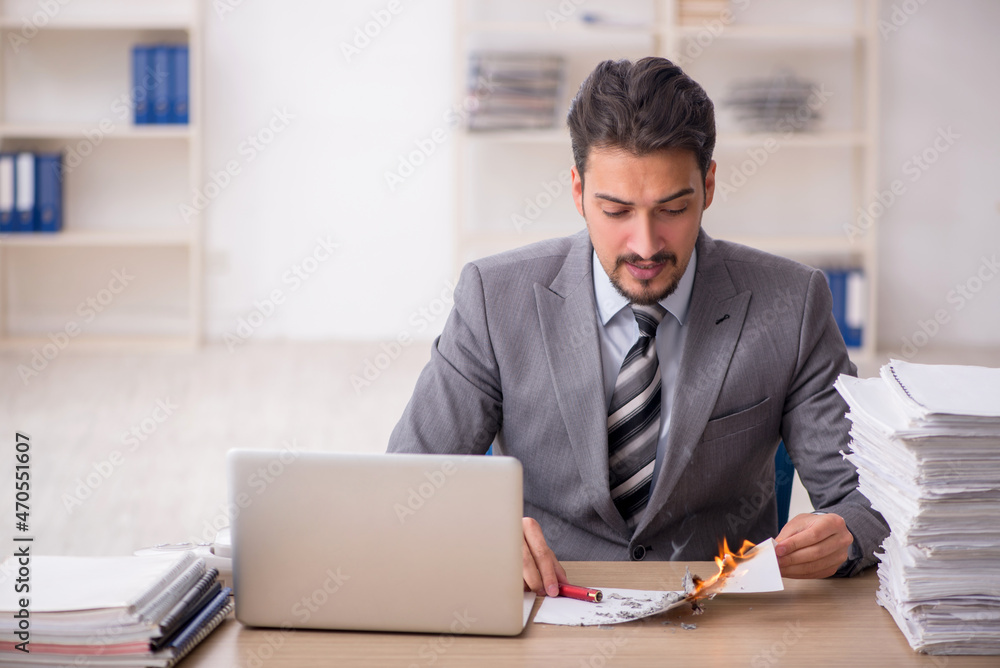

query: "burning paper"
left=533, top=538, right=783, bottom=626
left=690, top=537, right=784, bottom=597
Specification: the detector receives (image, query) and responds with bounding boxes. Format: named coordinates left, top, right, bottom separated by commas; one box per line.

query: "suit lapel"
left=535, top=232, right=629, bottom=536
left=635, top=231, right=751, bottom=539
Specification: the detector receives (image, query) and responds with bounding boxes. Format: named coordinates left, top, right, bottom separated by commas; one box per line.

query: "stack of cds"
left=467, top=53, right=564, bottom=131
left=836, top=360, right=1000, bottom=655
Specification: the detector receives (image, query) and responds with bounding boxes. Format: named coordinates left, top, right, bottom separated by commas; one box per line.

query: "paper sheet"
left=724, top=538, right=784, bottom=593
left=533, top=538, right=784, bottom=626
left=532, top=587, right=686, bottom=625
left=523, top=592, right=536, bottom=627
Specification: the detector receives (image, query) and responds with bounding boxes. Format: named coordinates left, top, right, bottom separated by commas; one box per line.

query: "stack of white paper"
left=836, top=360, right=1000, bottom=655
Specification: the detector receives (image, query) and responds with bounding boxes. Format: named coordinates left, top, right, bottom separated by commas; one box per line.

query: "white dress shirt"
left=592, top=247, right=698, bottom=496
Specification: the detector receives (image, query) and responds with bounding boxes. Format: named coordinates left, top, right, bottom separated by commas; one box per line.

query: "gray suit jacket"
left=387, top=229, right=888, bottom=571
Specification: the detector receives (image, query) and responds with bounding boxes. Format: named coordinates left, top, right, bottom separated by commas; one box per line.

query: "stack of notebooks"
left=0, top=552, right=232, bottom=666
left=835, top=360, right=1000, bottom=655
left=0, top=152, right=62, bottom=233
left=467, top=53, right=564, bottom=131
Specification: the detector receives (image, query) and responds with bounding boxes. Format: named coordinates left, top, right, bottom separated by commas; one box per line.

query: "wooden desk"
left=184, top=562, right=995, bottom=667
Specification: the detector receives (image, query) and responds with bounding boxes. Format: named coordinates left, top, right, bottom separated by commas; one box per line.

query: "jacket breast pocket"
left=700, top=397, right=772, bottom=444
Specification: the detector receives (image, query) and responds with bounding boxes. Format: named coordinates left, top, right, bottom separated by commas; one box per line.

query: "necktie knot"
left=631, top=304, right=667, bottom=339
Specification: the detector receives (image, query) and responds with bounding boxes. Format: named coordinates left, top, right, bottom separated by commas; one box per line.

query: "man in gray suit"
left=387, top=57, right=888, bottom=597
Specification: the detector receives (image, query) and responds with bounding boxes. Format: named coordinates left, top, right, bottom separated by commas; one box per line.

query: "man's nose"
left=628, top=215, right=663, bottom=260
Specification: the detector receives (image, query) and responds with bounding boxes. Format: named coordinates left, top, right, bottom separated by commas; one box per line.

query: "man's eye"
left=603, top=210, right=628, bottom=218
left=663, top=206, right=688, bottom=216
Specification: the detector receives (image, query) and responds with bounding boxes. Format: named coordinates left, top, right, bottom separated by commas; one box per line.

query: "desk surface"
left=185, top=561, right=994, bottom=667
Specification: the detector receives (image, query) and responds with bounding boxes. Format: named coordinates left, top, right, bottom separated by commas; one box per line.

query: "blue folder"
left=171, top=45, right=189, bottom=124
left=133, top=45, right=153, bottom=124
left=151, top=46, right=172, bottom=124
left=35, top=153, right=63, bottom=233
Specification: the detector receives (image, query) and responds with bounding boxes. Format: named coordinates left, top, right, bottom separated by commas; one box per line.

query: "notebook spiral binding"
left=888, top=364, right=919, bottom=404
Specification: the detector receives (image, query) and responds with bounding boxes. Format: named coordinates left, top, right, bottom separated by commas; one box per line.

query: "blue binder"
left=133, top=45, right=153, bottom=124
left=822, top=267, right=863, bottom=348
left=35, top=153, right=63, bottom=233
left=171, top=45, right=189, bottom=124
left=842, top=269, right=864, bottom=348
left=151, top=45, right=172, bottom=124
left=0, top=153, right=15, bottom=233
left=13, top=152, right=35, bottom=232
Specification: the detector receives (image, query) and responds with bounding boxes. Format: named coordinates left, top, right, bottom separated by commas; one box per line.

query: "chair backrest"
left=774, top=441, right=795, bottom=529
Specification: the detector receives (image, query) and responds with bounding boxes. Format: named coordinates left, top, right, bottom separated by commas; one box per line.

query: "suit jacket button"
left=632, top=545, right=646, bottom=561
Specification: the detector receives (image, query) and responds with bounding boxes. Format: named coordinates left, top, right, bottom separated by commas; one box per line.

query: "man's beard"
left=609, top=251, right=682, bottom=306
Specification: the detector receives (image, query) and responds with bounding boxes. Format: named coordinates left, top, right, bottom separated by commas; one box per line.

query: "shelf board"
left=0, top=16, right=192, bottom=31
left=0, top=333, right=197, bottom=351
left=0, top=124, right=193, bottom=140
left=674, top=24, right=865, bottom=41
left=0, top=228, right=194, bottom=247
left=716, top=235, right=867, bottom=257
left=717, top=131, right=868, bottom=148
left=463, top=128, right=569, bottom=143
left=463, top=21, right=652, bottom=36
left=462, top=22, right=866, bottom=41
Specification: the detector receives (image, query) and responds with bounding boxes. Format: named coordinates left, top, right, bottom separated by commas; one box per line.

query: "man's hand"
left=775, top=512, right=854, bottom=579
left=522, top=517, right=568, bottom=596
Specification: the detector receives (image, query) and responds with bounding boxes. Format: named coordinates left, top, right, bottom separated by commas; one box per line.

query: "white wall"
left=201, top=0, right=1000, bottom=351
left=203, top=0, right=456, bottom=341
left=875, top=0, right=1000, bottom=355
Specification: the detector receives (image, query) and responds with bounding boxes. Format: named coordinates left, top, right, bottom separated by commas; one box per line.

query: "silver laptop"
left=227, top=449, right=525, bottom=636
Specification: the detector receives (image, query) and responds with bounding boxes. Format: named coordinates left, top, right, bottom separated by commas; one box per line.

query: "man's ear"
left=571, top=165, right=585, bottom=218
left=703, top=160, right=717, bottom=210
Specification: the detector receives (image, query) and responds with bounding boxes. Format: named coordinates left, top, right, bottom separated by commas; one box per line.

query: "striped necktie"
left=608, top=303, right=667, bottom=529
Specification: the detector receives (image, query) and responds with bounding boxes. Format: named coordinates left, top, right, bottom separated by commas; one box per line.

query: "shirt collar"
left=592, top=246, right=698, bottom=327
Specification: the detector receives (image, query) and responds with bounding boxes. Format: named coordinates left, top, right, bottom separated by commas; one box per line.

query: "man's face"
left=572, top=146, right=716, bottom=305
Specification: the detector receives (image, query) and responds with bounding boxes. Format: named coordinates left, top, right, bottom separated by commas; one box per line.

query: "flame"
left=687, top=538, right=756, bottom=601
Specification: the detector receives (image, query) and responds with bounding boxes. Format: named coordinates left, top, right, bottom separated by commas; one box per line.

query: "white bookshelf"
left=0, top=0, right=203, bottom=349
left=454, top=0, right=879, bottom=362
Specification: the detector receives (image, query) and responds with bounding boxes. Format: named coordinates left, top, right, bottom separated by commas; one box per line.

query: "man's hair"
left=567, top=57, right=716, bottom=183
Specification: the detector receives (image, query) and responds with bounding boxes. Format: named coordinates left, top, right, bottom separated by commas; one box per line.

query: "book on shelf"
left=0, top=553, right=233, bottom=667
left=14, top=152, right=35, bottom=232
left=0, top=152, right=62, bottom=234
left=678, top=0, right=733, bottom=26
left=133, top=44, right=189, bottom=126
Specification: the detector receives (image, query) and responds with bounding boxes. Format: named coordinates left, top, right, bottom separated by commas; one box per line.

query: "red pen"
left=558, top=583, right=603, bottom=603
